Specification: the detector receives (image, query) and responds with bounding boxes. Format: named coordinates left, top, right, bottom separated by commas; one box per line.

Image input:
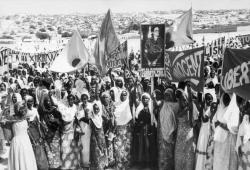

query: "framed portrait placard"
left=140, top=24, right=165, bottom=77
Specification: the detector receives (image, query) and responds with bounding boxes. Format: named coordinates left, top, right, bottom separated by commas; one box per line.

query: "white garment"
left=223, top=93, right=239, bottom=134
left=213, top=94, right=229, bottom=142
left=195, top=109, right=211, bottom=170
left=77, top=102, right=92, bottom=166
left=114, top=95, right=132, bottom=126
left=236, top=115, right=250, bottom=154
left=8, top=120, right=37, bottom=170
left=58, top=103, right=77, bottom=122
left=26, top=107, right=39, bottom=121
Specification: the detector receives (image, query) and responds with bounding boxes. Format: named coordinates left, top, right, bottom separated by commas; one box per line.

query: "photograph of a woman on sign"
left=141, top=24, right=165, bottom=69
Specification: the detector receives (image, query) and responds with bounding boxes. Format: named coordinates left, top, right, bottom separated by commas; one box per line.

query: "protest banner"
left=106, top=41, right=128, bottom=69
left=0, top=47, right=62, bottom=66
left=165, top=47, right=205, bottom=91
left=236, top=34, right=250, bottom=47
left=221, top=48, right=250, bottom=100
left=140, top=24, right=165, bottom=77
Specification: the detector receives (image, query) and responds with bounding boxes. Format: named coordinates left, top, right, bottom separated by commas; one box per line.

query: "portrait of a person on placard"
left=142, top=25, right=165, bottom=68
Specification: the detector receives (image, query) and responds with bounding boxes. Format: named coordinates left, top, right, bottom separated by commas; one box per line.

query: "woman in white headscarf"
left=89, top=102, right=108, bottom=170
left=195, top=93, right=213, bottom=170
left=76, top=91, right=92, bottom=169
left=133, top=92, right=157, bottom=169
left=113, top=90, right=133, bottom=169
left=56, top=94, right=81, bottom=170
left=212, top=92, right=239, bottom=170
left=100, top=91, right=116, bottom=167
left=156, top=88, right=179, bottom=170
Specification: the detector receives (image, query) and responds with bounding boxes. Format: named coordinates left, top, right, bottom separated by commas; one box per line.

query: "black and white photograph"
left=140, top=24, right=165, bottom=69
left=0, top=0, right=250, bottom=170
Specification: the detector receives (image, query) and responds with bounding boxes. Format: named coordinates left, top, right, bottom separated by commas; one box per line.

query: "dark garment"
left=102, top=103, right=116, bottom=166
left=157, top=117, right=177, bottom=170
left=28, top=117, right=49, bottom=170
left=39, top=110, right=62, bottom=169
left=143, top=37, right=164, bottom=68
left=132, top=108, right=157, bottom=167
left=90, top=120, right=108, bottom=170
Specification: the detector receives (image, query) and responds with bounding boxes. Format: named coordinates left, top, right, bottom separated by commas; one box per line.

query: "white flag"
left=170, top=8, right=194, bottom=47
left=50, top=30, right=90, bottom=73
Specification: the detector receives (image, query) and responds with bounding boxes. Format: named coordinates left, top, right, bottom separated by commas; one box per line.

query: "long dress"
left=8, top=120, right=38, bottom=170
left=133, top=108, right=157, bottom=167
left=41, top=109, right=62, bottom=169
left=237, top=115, right=250, bottom=170
left=213, top=132, right=238, bottom=170
left=102, top=102, right=116, bottom=166
left=59, top=104, right=81, bottom=170
left=90, top=120, right=108, bottom=170
left=195, top=109, right=211, bottom=170
left=113, top=122, right=132, bottom=169
left=158, top=102, right=179, bottom=170
left=27, top=114, right=49, bottom=170
left=205, top=119, right=215, bottom=170
left=175, top=113, right=195, bottom=170
left=213, top=94, right=239, bottom=170
left=113, top=96, right=133, bottom=169
left=77, top=102, right=92, bottom=168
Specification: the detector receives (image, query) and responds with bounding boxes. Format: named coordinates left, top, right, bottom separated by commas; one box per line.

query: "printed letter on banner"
left=106, top=41, right=128, bottom=69
left=221, top=48, right=250, bottom=100
left=165, top=47, right=205, bottom=92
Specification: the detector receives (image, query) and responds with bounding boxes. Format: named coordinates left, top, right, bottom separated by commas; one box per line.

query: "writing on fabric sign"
left=0, top=48, right=62, bottom=65
left=205, top=45, right=224, bottom=56
left=221, top=48, right=250, bottom=100
left=236, top=34, right=250, bottom=46
left=165, top=47, right=205, bottom=91
left=139, top=68, right=165, bottom=77
left=107, top=41, right=128, bottom=69
left=0, top=48, right=9, bottom=66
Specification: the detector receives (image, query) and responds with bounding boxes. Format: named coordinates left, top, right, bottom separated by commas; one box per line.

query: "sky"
left=0, top=0, right=250, bottom=15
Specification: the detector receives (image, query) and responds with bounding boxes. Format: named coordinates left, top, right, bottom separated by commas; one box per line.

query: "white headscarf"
left=25, top=95, right=39, bottom=121
left=91, top=102, right=103, bottom=129
left=223, top=93, right=239, bottom=134
left=160, top=89, right=179, bottom=142
left=114, top=90, right=132, bottom=126
left=135, top=93, right=157, bottom=126
left=213, top=93, right=230, bottom=142
left=110, top=87, right=120, bottom=104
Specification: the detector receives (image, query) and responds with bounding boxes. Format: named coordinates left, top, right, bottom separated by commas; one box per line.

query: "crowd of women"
left=0, top=56, right=249, bottom=170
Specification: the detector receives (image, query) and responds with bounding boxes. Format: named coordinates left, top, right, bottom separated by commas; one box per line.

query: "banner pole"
left=151, top=76, right=154, bottom=95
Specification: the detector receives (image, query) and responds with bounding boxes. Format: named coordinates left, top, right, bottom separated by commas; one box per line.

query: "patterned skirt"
left=90, top=128, right=108, bottom=170
left=175, top=117, right=195, bottom=170
left=44, top=130, right=61, bottom=168
left=60, top=124, right=81, bottom=170
left=113, top=123, right=132, bottom=170
left=158, top=129, right=176, bottom=170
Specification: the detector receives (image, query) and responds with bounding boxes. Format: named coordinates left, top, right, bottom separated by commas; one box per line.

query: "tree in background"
left=35, top=31, right=51, bottom=40
left=61, top=31, right=73, bottom=38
